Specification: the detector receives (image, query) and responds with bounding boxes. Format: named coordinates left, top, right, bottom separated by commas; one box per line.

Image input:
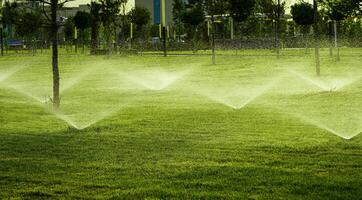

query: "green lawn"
left=0, top=49, right=361, bottom=199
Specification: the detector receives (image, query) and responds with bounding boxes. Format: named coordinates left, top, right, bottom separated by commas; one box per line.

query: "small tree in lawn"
left=64, top=17, right=74, bottom=52
left=322, top=0, right=361, bottom=61
left=2, top=1, right=19, bottom=53
left=89, top=1, right=101, bottom=55
left=203, top=0, right=228, bottom=64
left=259, top=0, right=286, bottom=58
left=100, top=0, right=121, bottom=54
left=290, top=2, right=314, bottom=53
left=227, top=0, right=256, bottom=53
left=172, top=0, right=186, bottom=40
left=28, top=0, right=73, bottom=109
left=16, top=11, right=43, bottom=55
left=128, top=6, right=151, bottom=40
left=73, top=11, right=90, bottom=53
left=181, top=4, right=205, bottom=52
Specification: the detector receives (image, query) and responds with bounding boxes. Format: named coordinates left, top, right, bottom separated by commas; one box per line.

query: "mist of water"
left=5, top=85, right=50, bottom=104
left=288, top=69, right=361, bottom=92
left=189, top=75, right=283, bottom=110
left=52, top=108, right=121, bottom=130
left=286, top=111, right=360, bottom=140
left=121, top=69, right=191, bottom=91
left=0, top=66, right=28, bottom=83
left=60, top=69, right=95, bottom=94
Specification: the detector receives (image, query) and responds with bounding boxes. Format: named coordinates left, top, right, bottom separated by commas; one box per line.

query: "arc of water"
left=60, top=67, right=99, bottom=94
left=270, top=106, right=361, bottom=140
left=2, top=84, right=127, bottom=130
left=287, top=69, right=330, bottom=91
left=0, top=66, right=29, bottom=83
left=121, top=69, right=192, bottom=91
left=189, top=74, right=283, bottom=110
left=53, top=105, right=128, bottom=130
left=4, top=85, right=49, bottom=104
left=287, top=69, right=362, bottom=91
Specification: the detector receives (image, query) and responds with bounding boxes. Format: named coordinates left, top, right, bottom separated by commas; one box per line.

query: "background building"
left=134, top=0, right=173, bottom=25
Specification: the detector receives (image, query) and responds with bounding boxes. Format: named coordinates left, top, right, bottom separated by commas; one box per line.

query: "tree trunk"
left=81, top=30, right=85, bottom=54
left=211, top=16, right=215, bottom=65
left=0, top=27, right=4, bottom=56
left=329, top=21, right=333, bottom=57
left=313, top=0, right=320, bottom=76
left=276, top=0, right=280, bottom=59
left=335, top=21, right=340, bottom=61
left=51, top=0, right=60, bottom=109
left=91, top=22, right=99, bottom=55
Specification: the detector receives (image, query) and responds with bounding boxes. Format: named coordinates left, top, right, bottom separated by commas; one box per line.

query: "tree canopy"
left=128, top=6, right=151, bottom=27
left=73, top=11, right=90, bottom=31
left=291, top=2, right=314, bottom=26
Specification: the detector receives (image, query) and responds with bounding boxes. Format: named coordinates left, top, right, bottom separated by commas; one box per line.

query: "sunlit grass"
left=0, top=48, right=361, bottom=199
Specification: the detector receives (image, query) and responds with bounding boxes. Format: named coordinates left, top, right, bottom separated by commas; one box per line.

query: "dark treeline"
left=0, top=0, right=361, bottom=54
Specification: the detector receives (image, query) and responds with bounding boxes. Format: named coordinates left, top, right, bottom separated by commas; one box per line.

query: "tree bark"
left=51, top=0, right=60, bottom=109
left=275, top=0, right=280, bottom=59
left=211, top=16, right=215, bottom=65
left=335, top=21, right=340, bottom=61
left=91, top=23, right=98, bottom=54
left=0, top=27, right=4, bottom=56
left=313, top=0, right=320, bottom=76
left=329, top=21, right=333, bottom=57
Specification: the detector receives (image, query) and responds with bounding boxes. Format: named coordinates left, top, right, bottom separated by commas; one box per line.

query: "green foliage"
left=16, top=11, right=42, bottom=39
left=64, top=17, right=75, bottom=42
left=204, top=0, right=228, bottom=16
left=228, top=0, right=256, bottom=23
left=128, top=6, right=151, bottom=27
left=257, top=0, right=286, bottom=21
left=291, top=2, right=314, bottom=26
left=172, top=0, right=186, bottom=34
left=73, top=11, right=90, bottom=31
left=322, top=0, right=361, bottom=21
left=99, top=0, right=121, bottom=26
left=2, top=2, right=19, bottom=26
left=181, top=5, right=205, bottom=26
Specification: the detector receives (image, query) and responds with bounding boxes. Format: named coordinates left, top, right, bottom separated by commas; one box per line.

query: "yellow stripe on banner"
left=161, top=0, right=166, bottom=27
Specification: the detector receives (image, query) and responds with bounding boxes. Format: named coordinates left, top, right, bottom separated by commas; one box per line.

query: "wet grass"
left=0, top=48, right=361, bottom=199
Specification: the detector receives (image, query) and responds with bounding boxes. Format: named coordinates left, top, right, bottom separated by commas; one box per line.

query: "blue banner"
left=154, top=0, right=161, bottom=24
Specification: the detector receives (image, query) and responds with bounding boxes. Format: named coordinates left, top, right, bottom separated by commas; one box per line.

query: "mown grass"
left=0, top=48, right=361, bottom=199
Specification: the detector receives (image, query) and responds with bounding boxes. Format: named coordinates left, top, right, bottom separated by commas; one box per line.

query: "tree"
left=181, top=3, right=205, bottom=52
left=100, top=0, right=121, bottom=54
left=291, top=2, right=314, bottom=27
left=73, top=11, right=90, bottom=53
left=16, top=11, right=43, bottom=54
left=258, top=0, right=286, bottom=58
left=28, top=0, right=73, bottom=109
left=228, top=0, right=256, bottom=51
left=291, top=2, right=314, bottom=52
left=89, top=1, right=101, bottom=54
left=204, top=0, right=228, bottom=64
left=322, top=0, right=361, bottom=61
left=313, top=0, right=320, bottom=76
left=2, top=1, right=19, bottom=53
left=119, top=0, right=128, bottom=43
left=291, top=1, right=320, bottom=75
left=128, top=6, right=151, bottom=39
left=0, top=0, right=5, bottom=56
left=64, top=17, right=74, bottom=52
left=172, top=0, right=186, bottom=38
